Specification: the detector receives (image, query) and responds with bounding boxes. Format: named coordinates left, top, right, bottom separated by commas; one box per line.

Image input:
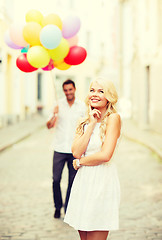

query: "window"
left=69, top=0, right=74, bottom=9
left=86, top=31, right=91, bottom=54
left=0, top=48, right=2, bottom=72
left=37, top=73, right=42, bottom=101
left=158, top=0, right=162, bottom=44
left=145, top=65, right=150, bottom=124
left=4, top=0, right=14, bottom=21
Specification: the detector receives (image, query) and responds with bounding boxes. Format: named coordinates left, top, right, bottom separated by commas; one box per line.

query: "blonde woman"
left=64, top=78, right=121, bottom=240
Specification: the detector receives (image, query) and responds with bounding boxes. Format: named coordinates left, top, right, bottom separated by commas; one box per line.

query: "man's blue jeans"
left=52, top=151, right=77, bottom=213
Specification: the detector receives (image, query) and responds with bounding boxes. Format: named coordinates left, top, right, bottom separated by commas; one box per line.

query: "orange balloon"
left=54, top=60, right=63, bottom=66
left=54, top=60, right=71, bottom=70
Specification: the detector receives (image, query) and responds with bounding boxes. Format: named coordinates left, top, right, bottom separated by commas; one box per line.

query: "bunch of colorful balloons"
left=4, top=9, right=87, bottom=72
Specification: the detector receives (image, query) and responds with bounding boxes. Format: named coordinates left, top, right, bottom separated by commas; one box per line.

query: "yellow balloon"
left=49, top=38, right=69, bottom=61
left=27, top=46, right=50, bottom=68
left=54, top=60, right=71, bottom=70
left=25, top=9, right=43, bottom=25
left=42, top=13, right=63, bottom=30
left=23, top=22, right=42, bottom=46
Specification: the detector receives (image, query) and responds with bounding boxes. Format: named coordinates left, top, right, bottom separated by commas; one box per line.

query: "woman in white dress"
left=64, top=78, right=121, bottom=240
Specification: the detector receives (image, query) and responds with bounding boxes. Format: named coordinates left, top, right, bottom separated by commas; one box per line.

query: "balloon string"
left=50, top=70, right=58, bottom=104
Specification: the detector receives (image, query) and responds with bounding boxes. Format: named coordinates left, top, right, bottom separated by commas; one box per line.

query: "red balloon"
left=64, top=46, right=87, bottom=65
left=16, top=53, right=38, bottom=72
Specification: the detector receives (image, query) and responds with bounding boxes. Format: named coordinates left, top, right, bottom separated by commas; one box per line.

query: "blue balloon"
left=40, top=24, right=62, bottom=49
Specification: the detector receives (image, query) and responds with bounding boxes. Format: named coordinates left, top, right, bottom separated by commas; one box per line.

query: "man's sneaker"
left=54, top=209, right=61, bottom=219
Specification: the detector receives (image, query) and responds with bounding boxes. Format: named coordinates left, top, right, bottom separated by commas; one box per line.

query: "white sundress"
left=64, top=123, right=120, bottom=231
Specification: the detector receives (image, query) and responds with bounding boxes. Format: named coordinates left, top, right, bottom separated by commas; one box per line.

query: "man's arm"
left=46, top=105, right=59, bottom=129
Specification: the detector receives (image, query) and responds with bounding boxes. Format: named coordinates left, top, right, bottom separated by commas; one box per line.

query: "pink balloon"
left=62, top=16, right=81, bottom=39
left=67, top=35, right=79, bottom=47
left=64, top=46, right=87, bottom=65
left=10, top=23, right=28, bottom=47
left=4, top=30, right=23, bottom=49
left=42, top=59, right=54, bottom=71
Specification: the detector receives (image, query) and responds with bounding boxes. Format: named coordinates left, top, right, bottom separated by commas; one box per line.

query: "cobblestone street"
left=0, top=127, right=162, bottom=240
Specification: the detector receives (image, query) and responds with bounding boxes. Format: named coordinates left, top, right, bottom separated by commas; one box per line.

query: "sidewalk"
left=122, top=119, right=162, bottom=160
left=0, top=115, right=162, bottom=161
left=0, top=114, right=46, bottom=152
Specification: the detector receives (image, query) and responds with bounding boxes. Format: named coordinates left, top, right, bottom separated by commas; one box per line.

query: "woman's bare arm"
left=71, top=121, right=96, bottom=159
left=71, top=109, right=101, bottom=159
left=73, top=113, right=121, bottom=168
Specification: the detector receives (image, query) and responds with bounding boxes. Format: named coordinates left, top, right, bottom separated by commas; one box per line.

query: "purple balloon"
left=4, top=30, right=23, bottom=49
left=62, top=16, right=81, bottom=39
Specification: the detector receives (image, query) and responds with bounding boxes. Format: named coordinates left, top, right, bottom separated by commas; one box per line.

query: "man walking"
left=47, top=79, right=85, bottom=218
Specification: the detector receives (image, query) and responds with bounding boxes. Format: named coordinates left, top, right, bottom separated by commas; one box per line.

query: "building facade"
left=119, top=0, right=162, bottom=133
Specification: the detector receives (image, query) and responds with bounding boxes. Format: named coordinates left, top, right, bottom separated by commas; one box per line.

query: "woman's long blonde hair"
left=76, top=78, right=118, bottom=143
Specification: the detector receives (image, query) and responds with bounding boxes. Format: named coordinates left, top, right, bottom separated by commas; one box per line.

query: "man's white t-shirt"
left=52, top=98, right=86, bottom=153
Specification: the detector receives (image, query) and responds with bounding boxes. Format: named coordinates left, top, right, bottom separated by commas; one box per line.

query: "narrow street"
left=0, top=127, right=162, bottom=240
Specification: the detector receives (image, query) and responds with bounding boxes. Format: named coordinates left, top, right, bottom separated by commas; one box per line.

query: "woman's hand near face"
left=89, top=108, right=101, bottom=123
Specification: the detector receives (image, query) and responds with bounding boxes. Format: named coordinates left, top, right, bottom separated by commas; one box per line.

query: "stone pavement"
left=0, top=127, right=79, bottom=240
left=0, top=115, right=162, bottom=240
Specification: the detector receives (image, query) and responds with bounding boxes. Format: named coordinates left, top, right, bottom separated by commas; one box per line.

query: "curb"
left=0, top=124, right=45, bottom=153
left=123, top=133, right=162, bottom=161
